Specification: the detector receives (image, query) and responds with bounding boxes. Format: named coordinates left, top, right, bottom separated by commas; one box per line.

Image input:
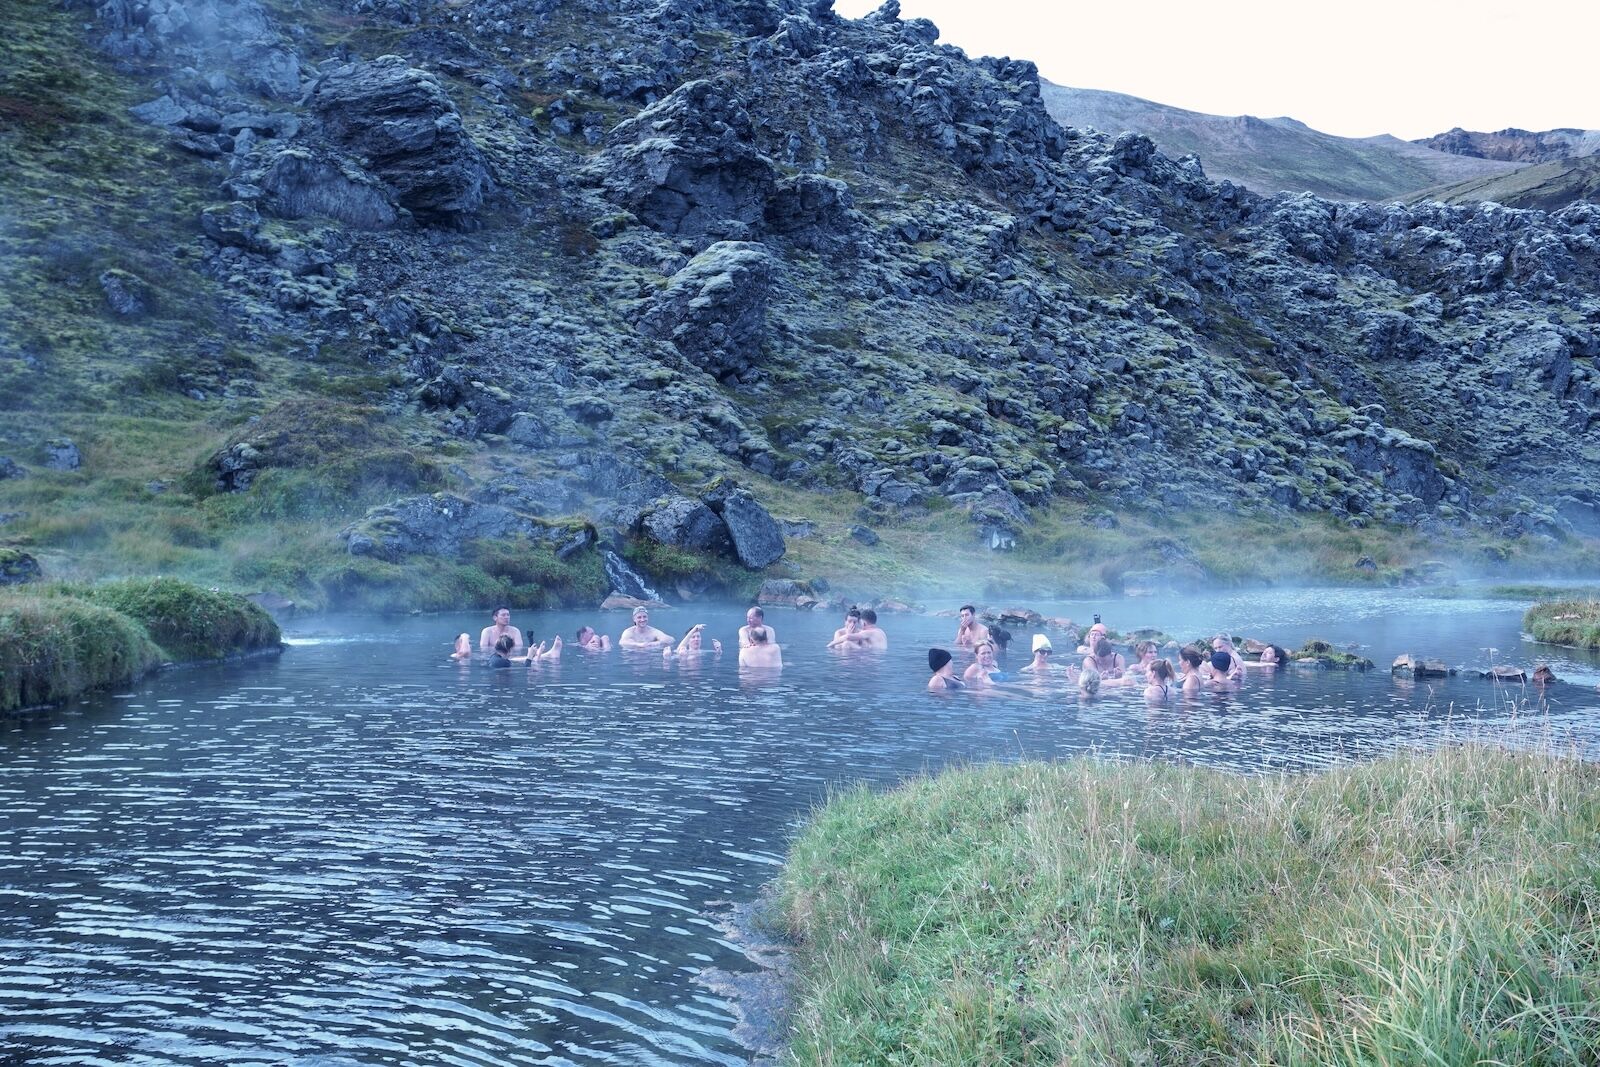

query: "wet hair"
left=846, top=606, right=861, bottom=620
left=1149, top=659, right=1174, bottom=683
left=860, top=608, right=877, bottom=624
left=1210, top=650, right=1233, bottom=672
left=1080, top=667, right=1101, bottom=694
left=494, top=635, right=514, bottom=653
left=494, top=606, right=510, bottom=616
left=991, top=627, right=1012, bottom=650
left=1135, top=640, right=1156, bottom=657
left=928, top=647, right=952, bottom=672
left=960, top=604, right=976, bottom=616
left=748, top=626, right=769, bottom=644
left=1180, top=647, right=1204, bottom=669
left=747, top=606, right=765, bottom=621
left=1094, top=637, right=1113, bottom=658
left=1270, top=645, right=1287, bottom=664
left=576, top=625, right=592, bottom=640
left=974, top=640, right=995, bottom=655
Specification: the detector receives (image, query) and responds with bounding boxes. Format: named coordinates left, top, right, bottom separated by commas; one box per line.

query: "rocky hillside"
left=1038, top=84, right=1521, bottom=201
left=1417, top=127, right=1600, bottom=165
left=1410, top=156, right=1600, bottom=214
left=2, top=0, right=1599, bottom=608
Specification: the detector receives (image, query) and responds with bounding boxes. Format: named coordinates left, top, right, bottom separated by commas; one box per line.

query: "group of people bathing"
left=453, top=603, right=1277, bottom=698
left=453, top=604, right=827, bottom=670
left=928, top=605, right=1282, bottom=700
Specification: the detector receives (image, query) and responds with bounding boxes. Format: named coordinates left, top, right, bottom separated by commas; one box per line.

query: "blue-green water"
left=2, top=588, right=1596, bottom=1064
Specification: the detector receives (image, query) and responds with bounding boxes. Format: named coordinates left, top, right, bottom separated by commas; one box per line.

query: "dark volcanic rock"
left=99, top=269, right=151, bottom=317
left=639, top=495, right=731, bottom=554
left=254, top=149, right=399, bottom=230
left=309, top=56, right=490, bottom=226
left=342, top=493, right=564, bottom=561
left=640, top=241, right=773, bottom=380
left=43, top=439, right=81, bottom=471
left=707, top=487, right=786, bottom=568
left=0, top=550, right=43, bottom=586
left=594, top=79, right=778, bottom=236
left=0, top=457, right=23, bottom=480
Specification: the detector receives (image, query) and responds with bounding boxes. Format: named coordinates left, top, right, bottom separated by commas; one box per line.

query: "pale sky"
left=832, top=0, right=1600, bottom=140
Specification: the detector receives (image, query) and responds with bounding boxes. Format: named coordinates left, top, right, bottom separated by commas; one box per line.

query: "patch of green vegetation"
left=1523, top=599, right=1600, bottom=651
left=775, top=746, right=1600, bottom=1065
left=0, top=590, right=162, bottom=713
left=308, top=555, right=507, bottom=614
left=55, top=577, right=281, bottom=662
left=465, top=537, right=609, bottom=608
left=1428, top=583, right=1600, bottom=602
left=1292, top=638, right=1374, bottom=669
left=622, top=538, right=761, bottom=602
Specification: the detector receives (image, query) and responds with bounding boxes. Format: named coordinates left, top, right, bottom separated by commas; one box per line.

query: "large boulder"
left=593, top=79, right=778, bottom=237
left=308, top=56, right=490, bottom=226
left=0, top=549, right=42, bottom=586
left=341, top=494, right=565, bottom=561
left=639, top=496, right=732, bottom=554
left=640, top=241, right=773, bottom=381
left=253, top=148, right=399, bottom=230
left=709, top=487, right=785, bottom=568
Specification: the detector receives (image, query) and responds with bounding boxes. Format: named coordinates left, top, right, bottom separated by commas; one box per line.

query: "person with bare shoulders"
left=1144, top=659, right=1175, bottom=701
left=927, top=648, right=964, bottom=691
left=666, top=623, right=722, bottom=658
left=1241, top=644, right=1285, bottom=669
left=479, top=607, right=524, bottom=652
left=1019, top=633, right=1053, bottom=674
left=827, top=607, right=862, bottom=649
left=841, top=608, right=887, bottom=650
left=575, top=625, right=611, bottom=652
left=737, top=606, right=775, bottom=649
left=619, top=607, right=673, bottom=650
left=1076, top=620, right=1108, bottom=655
left=738, top=625, right=782, bottom=669
left=1127, top=641, right=1161, bottom=679
left=1083, top=636, right=1126, bottom=680
left=962, top=641, right=1004, bottom=689
left=1203, top=635, right=1243, bottom=682
left=451, top=633, right=472, bottom=660
left=1178, top=647, right=1206, bottom=693
left=954, top=605, right=989, bottom=651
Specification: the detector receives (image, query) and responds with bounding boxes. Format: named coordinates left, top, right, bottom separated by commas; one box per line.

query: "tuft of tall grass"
left=1524, top=599, right=1600, bottom=651
left=775, top=746, right=1600, bottom=1065
left=0, top=592, right=161, bottom=712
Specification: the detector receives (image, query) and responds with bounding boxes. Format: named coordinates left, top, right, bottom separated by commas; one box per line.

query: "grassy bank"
left=775, top=747, right=1600, bottom=1065
left=1524, top=598, right=1600, bottom=650
left=0, top=578, right=281, bottom=713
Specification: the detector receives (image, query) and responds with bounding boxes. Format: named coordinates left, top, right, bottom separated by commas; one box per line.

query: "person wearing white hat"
left=1020, top=633, right=1055, bottom=675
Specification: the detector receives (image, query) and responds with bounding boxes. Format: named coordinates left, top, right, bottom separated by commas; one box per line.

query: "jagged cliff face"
left=1416, top=127, right=1600, bottom=165
left=7, top=0, right=1600, bottom=591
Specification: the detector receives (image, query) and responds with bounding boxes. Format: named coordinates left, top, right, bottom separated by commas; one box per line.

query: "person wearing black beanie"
left=927, top=647, right=963, bottom=691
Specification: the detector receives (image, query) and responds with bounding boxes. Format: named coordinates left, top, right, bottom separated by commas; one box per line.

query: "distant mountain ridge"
left=1409, top=155, right=1600, bottom=213
left=1039, top=83, right=1521, bottom=202
left=1417, top=127, right=1600, bottom=164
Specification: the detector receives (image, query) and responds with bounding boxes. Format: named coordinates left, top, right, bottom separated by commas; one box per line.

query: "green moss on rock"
left=0, top=592, right=162, bottom=713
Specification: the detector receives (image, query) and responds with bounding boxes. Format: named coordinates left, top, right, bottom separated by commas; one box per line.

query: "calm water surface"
left=2, top=587, right=1598, bottom=1064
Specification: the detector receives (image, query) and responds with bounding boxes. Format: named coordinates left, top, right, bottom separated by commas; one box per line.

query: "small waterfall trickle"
left=601, top=548, right=662, bottom=602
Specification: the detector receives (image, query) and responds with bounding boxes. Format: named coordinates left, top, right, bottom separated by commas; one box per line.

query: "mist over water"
left=2, top=589, right=1597, bottom=1064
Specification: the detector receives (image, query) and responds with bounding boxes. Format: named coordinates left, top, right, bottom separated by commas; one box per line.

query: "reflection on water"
left=2, top=590, right=1597, bottom=1064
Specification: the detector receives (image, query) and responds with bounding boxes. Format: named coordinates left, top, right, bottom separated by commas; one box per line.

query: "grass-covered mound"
left=0, top=592, right=162, bottom=713
left=62, top=577, right=281, bottom=662
left=1, top=579, right=282, bottom=712
left=776, top=747, right=1600, bottom=1065
left=1524, top=598, right=1600, bottom=651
